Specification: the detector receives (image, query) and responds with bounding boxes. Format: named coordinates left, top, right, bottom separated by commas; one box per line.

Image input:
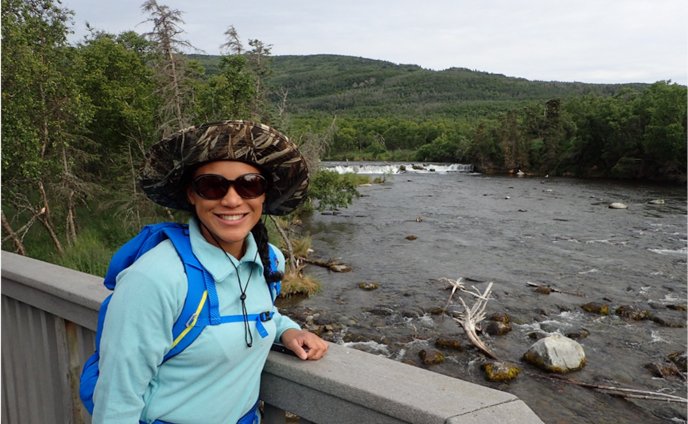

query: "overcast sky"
left=62, top=0, right=687, bottom=85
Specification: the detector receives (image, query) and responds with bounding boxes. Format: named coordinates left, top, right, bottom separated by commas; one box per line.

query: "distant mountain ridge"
left=190, top=54, right=648, bottom=119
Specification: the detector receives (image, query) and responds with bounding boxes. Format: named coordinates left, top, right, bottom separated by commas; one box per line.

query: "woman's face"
left=187, top=160, right=265, bottom=258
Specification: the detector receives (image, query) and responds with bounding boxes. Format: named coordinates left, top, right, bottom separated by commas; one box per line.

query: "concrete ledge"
left=263, top=343, right=544, bottom=424
left=1, top=251, right=107, bottom=330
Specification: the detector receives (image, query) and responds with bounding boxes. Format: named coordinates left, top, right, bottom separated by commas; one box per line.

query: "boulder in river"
left=609, top=202, right=628, bottom=209
left=667, top=351, right=687, bottom=372
left=418, top=349, right=445, bottom=365
left=482, top=361, right=521, bottom=381
left=435, top=337, right=462, bottom=351
left=648, top=199, right=665, bottom=205
left=485, top=321, right=512, bottom=336
left=645, top=360, right=680, bottom=378
left=330, top=264, right=352, bottom=272
left=523, top=335, right=586, bottom=373
left=649, top=314, right=686, bottom=328
left=488, top=312, right=510, bottom=324
left=581, top=302, right=610, bottom=315
left=615, top=305, right=650, bottom=320
left=358, top=282, right=379, bottom=291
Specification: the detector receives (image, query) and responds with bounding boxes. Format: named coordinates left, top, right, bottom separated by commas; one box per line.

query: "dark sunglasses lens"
left=195, top=175, right=229, bottom=199
left=235, top=174, right=267, bottom=198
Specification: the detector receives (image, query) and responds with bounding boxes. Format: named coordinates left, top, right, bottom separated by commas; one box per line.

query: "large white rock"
left=609, top=202, right=628, bottom=209
left=523, top=334, right=586, bottom=373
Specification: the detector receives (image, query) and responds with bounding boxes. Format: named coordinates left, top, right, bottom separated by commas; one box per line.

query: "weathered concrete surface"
left=264, top=342, right=544, bottom=424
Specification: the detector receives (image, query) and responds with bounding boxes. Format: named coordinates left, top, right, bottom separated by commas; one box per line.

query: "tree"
left=195, top=26, right=258, bottom=122
left=140, top=0, right=201, bottom=136
left=638, top=81, right=687, bottom=179
left=2, top=0, right=94, bottom=254
left=246, top=38, right=273, bottom=120
left=76, top=30, right=159, bottom=227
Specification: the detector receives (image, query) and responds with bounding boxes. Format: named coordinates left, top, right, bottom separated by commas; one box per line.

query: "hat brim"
left=139, top=120, right=309, bottom=216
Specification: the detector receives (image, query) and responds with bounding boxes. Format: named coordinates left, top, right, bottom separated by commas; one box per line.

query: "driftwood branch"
left=543, top=374, right=687, bottom=403
left=269, top=215, right=296, bottom=274
left=440, top=277, right=465, bottom=310
left=451, top=282, right=500, bottom=361
left=526, top=281, right=586, bottom=297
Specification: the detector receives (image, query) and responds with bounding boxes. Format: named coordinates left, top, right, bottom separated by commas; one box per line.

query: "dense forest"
left=2, top=0, right=686, bottom=270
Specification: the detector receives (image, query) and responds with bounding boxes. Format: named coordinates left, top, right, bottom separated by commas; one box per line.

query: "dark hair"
left=251, top=220, right=284, bottom=283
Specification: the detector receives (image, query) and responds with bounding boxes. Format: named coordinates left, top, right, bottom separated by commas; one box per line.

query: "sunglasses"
left=191, top=173, right=268, bottom=200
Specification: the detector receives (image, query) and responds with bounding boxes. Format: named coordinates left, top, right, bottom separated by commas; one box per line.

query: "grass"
left=54, top=230, right=117, bottom=277
left=280, top=271, right=322, bottom=297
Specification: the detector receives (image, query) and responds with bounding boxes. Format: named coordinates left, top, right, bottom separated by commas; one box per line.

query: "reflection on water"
left=287, top=170, right=687, bottom=424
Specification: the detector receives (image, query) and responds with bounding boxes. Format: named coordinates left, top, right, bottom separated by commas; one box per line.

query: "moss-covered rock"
left=482, top=362, right=521, bottom=381
left=649, top=314, right=686, bottom=328
left=534, top=286, right=552, bottom=294
left=488, top=312, right=510, bottom=324
left=418, top=349, right=445, bottom=365
left=615, top=305, right=650, bottom=320
left=581, top=302, right=610, bottom=315
left=434, top=337, right=462, bottom=351
left=485, top=321, right=512, bottom=336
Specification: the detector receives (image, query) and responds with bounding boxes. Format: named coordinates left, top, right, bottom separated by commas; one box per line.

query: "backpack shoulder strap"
left=103, top=222, right=181, bottom=290
left=161, top=224, right=218, bottom=361
left=267, top=244, right=281, bottom=303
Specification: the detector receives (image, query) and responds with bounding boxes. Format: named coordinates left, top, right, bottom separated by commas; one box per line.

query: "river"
left=278, top=162, right=687, bottom=424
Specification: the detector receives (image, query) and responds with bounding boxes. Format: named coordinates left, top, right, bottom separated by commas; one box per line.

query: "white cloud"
left=63, top=0, right=687, bottom=84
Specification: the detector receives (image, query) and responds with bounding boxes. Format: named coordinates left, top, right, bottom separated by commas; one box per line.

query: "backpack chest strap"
left=194, top=311, right=274, bottom=338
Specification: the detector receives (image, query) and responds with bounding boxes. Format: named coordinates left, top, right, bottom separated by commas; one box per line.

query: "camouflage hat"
left=139, top=120, right=309, bottom=216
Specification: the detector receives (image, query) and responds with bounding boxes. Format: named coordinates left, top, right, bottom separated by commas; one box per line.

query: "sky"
left=62, top=0, right=687, bottom=85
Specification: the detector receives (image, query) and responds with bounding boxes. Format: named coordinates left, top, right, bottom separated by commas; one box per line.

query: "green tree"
left=638, top=81, right=687, bottom=178
left=2, top=0, right=94, bottom=254
left=76, top=30, right=159, bottom=227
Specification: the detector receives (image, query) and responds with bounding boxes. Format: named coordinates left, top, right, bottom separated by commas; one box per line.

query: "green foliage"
left=53, top=230, right=117, bottom=277
left=308, top=170, right=360, bottom=211
left=195, top=55, right=257, bottom=121
left=195, top=54, right=648, bottom=120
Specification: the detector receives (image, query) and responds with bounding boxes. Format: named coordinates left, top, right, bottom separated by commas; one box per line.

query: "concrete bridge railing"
left=1, top=251, right=544, bottom=424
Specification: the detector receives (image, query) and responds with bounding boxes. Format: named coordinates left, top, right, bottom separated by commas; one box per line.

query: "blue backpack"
left=79, top=222, right=281, bottom=414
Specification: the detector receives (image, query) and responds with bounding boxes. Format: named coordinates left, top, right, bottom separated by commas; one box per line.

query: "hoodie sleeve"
left=92, top=241, right=186, bottom=424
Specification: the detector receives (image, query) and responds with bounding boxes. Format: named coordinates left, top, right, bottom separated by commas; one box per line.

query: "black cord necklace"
left=201, top=221, right=261, bottom=348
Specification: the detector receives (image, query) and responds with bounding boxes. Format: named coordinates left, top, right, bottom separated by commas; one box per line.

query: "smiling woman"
left=87, top=120, right=329, bottom=424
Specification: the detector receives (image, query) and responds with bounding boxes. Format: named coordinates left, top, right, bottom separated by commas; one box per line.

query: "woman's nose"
left=219, top=185, right=244, bottom=207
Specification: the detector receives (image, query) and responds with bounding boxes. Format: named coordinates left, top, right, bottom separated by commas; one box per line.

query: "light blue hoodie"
left=93, top=219, right=300, bottom=424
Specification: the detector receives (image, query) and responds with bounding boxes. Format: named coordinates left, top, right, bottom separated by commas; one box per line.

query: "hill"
left=189, top=54, right=648, bottom=120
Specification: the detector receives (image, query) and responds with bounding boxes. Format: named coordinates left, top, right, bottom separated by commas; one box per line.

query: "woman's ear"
left=186, top=186, right=197, bottom=206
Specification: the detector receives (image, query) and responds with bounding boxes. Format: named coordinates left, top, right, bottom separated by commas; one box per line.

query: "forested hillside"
left=191, top=54, right=648, bottom=119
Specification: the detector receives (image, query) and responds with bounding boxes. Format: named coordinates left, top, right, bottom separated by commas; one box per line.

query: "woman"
left=93, top=120, right=328, bottom=424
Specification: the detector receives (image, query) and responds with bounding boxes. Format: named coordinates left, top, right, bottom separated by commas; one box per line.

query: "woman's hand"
left=280, top=329, right=329, bottom=360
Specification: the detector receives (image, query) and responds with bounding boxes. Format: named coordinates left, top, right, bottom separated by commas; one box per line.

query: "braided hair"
left=251, top=219, right=284, bottom=284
